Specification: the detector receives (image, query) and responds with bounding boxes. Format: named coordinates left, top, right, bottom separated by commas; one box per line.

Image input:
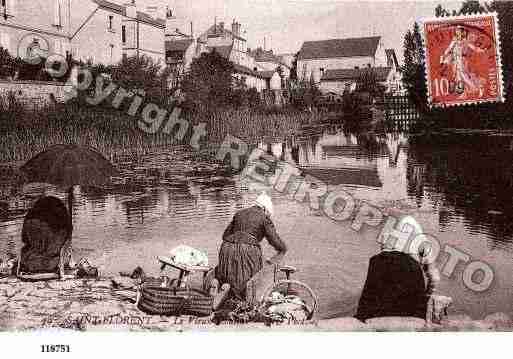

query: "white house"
left=0, top=0, right=166, bottom=66
left=196, top=19, right=282, bottom=95
left=249, top=47, right=291, bottom=80
left=297, top=36, right=388, bottom=84
left=320, top=66, right=401, bottom=95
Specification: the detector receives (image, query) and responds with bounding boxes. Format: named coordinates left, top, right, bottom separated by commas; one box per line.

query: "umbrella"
left=20, top=144, right=119, bottom=224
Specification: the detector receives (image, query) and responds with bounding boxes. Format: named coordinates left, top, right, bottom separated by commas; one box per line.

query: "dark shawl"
left=19, top=196, right=72, bottom=274
left=355, top=251, right=428, bottom=321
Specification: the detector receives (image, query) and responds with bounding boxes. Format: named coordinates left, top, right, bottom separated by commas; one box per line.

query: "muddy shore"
left=0, top=276, right=511, bottom=331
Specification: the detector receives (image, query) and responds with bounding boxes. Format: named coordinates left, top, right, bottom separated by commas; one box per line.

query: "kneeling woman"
left=215, top=193, right=287, bottom=301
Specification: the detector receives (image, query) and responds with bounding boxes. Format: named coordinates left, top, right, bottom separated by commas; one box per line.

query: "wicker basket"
left=137, top=282, right=214, bottom=317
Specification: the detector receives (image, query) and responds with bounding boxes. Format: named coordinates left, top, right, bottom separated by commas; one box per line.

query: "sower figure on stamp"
left=440, top=25, right=485, bottom=97
left=215, top=192, right=288, bottom=302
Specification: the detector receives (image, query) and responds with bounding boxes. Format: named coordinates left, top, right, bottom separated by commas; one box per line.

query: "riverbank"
left=0, top=276, right=511, bottom=331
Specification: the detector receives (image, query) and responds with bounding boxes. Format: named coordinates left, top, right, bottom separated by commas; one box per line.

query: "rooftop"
left=92, top=0, right=165, bottom=28
left=321, top=67, right=392, bottom=82
left=204, top=24, right=246, bottom=41
left=298, top=36, right=381, bottom=60
left=165, top=39, right=194, bottom=52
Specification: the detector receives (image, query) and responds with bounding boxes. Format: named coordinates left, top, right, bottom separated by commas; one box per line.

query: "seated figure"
left=18, top=196, right=73, bottom=279
left=355, top=216, right=440, bottom=322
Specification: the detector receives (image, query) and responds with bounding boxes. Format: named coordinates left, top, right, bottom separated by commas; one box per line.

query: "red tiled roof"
left=233, top=64, right=273, bottom=80
left=165, top=39, right=194, bottom=52
left=298, top=36, right=381, bottom=60
left=136, top=11, right=165, bottom=28
left=93, top=0, right=125, bottom=14
left=321, top=67, right=392, bottom=82
left=210, top=45, right=233, bottom=60
left=257, top=70, right=276, bottom=79
left=93, top=1, right=165, bottom=28
left=250, top=49, right=279, bottom=63
left=204, top=24, right=245, bottom=41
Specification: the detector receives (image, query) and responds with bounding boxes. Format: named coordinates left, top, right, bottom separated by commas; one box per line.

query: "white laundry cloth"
left=169, top=245, right=208, bottom=267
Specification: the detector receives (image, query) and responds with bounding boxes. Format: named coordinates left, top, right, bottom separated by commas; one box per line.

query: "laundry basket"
left=137, top=281, right=214, bottom=317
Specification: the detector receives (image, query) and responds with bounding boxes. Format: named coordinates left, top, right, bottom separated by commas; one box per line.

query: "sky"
left=121, top=0, right=463, bottom=63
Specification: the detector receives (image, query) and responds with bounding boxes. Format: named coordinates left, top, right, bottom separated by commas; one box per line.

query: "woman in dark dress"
left=355, top=216, right=439, bottom=322
left=19, top=196, right=73, bottom=275
left=215, top=193, right=287, bottom=300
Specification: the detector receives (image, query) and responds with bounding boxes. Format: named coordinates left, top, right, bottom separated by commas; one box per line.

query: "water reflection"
left=407, top=135, right=513, bottom=249
left=0, top=129, right=512, bottom=318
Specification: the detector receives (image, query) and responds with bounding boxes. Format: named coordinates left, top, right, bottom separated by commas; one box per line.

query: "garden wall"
left=0, top=80, right=72, bottom=109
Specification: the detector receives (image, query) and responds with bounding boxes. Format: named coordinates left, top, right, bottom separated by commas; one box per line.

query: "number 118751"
left=41, top=345, right=70, bottom=353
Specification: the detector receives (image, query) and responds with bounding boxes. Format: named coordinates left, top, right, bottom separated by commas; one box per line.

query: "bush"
left=110, top=55, right=172, bottom=106
left=0, top=47, right=18, bottom=79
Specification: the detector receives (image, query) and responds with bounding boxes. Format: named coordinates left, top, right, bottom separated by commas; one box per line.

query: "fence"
left=384, top=94, right=420, bottom=131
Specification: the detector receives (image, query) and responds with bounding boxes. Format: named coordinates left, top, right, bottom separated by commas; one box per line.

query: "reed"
left=0, top=101, right=321, bottom=164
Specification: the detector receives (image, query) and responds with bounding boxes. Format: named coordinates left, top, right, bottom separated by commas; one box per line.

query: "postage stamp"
left=423, top=13, right=505, bottom=107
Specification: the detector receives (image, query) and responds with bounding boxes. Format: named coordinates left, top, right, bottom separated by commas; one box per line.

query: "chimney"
left=165, top=6, right=176, bottom=35
left=125, top=1, right=137, bottom=18
left=166, top=6, right=173, bottom=19
left=190, top=21, right=194, bottom=38
left=232, top=19, right=237, bottom=36
left=146, top=6, right=158, bottom=18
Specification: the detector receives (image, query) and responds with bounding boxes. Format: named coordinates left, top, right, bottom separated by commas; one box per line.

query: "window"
left=121, top=25, right=126, bottom=43
left=0, top=32, right=10, bottom=52
left=109, top=44, right=114, bottom=63
left=108, top=15, right=113, bottom=30
left=53, top=0, right=61, bottom=26
left=2, top=0, right=15, bottom=18
left=54, top=39, right=62, bottom=54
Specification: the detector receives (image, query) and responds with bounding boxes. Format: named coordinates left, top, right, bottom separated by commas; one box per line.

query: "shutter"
left=54, top=39, right=61, bottom=54
left=53, top=0, right=61, bottom=26
left=62, top=40, right=69, bottom=56
left=1, top=33, right=10, bottom=52
left=7, top=0, right=15, bottom=17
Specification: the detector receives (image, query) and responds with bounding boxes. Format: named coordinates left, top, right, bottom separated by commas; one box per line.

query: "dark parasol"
left=20, top=144, right=119, bottom=224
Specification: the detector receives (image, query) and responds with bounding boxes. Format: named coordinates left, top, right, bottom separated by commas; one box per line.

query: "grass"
left=0, top=98, right=321, bottom=164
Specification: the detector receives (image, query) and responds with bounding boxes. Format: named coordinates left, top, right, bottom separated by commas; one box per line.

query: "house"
left=0, top=0, right=165, bottom=66
left=198, top=19, right=255, bottom=69
left=249, top=47, right=291, bottom=79
left=320, top=65, right=402, bottom=95
left=165, top=8, right=208, bottom=88
left=197, top=19, right=283, bottom=96
left=121, top=1, right=166, bottom=64
left=297, top=36, right=388, bottom=84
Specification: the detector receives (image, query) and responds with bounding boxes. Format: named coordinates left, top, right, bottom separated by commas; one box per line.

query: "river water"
left=1, top=126, right=512, bottom=319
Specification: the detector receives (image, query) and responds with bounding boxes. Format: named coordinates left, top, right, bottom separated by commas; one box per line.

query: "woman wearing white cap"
left=355, top=215, right=440, bottom=321
left=215, top=192, right=287, bottom=301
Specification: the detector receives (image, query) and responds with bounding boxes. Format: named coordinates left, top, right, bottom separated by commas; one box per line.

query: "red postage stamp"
left=423, top=13, right=504, bottom=107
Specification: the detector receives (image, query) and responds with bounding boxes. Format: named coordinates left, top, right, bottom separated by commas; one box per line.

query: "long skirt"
left=215, top=241, right=263, bottom=300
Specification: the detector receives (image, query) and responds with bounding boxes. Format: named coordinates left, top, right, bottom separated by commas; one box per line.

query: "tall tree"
left=401, top=23, right=428, bottom=113
left=459, top=0, right=486, bottom=14
left=435, top=4, right=450, bottom=17
left=180, top=50, right=235, bottom=113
